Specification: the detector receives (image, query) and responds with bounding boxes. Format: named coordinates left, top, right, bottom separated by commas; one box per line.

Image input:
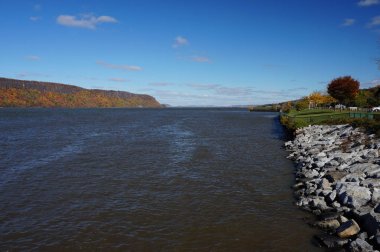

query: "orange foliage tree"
left=308, top=91, right=336, bottom=108
left=327, top=76, right=360, bottom=105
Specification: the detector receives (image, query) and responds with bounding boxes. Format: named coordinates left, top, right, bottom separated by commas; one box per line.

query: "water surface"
left=0, top=108, right=321, bottom=251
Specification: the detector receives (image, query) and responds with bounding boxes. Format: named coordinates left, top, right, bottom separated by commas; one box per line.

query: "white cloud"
left=30, top=16, right=41, bottom=21
left=108, top=77, right=129, bottom=82
left=97, top=61, right=142, bottom=71
left=57, top=14, right=117, bottom=29
left=341, top=18, right=355, bottom=27
left=25, top=55, right=40, bottom=61
left=191, top=56, right=211, bottom=63
left=358, top=0, right=379, bottom=6
left=173, top=36, right=189, bottom=48
left=368, top=16, right=380, bottom=27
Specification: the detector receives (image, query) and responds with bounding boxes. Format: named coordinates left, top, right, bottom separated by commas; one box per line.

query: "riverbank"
left=285, top=124, right=380, bottom=251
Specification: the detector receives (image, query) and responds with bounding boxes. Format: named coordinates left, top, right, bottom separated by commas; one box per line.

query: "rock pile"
left=285, top=124, right=380, bottom=251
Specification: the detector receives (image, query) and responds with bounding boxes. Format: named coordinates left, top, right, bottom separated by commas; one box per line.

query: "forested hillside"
left=0, top=77, right=161, bottom=108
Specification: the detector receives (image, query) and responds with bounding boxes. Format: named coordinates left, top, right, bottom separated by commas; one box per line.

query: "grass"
left=281, top=108, right=377, bottom=132
left=287, top=109, right=347, bottom=117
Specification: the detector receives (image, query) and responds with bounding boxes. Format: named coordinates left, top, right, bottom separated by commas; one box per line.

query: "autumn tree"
left=281, top=101, right=292, bottom=112
left=295, top=97, right=309, bottom=111
left=327, top=76, right=360, bottom=105
left=304, top=91, right=336, bottom=109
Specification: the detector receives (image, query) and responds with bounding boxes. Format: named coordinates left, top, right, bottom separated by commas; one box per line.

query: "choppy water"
left=0, top=108, right=321, bottom=251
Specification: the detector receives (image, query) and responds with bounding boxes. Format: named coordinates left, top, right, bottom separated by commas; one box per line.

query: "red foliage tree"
left=327, top=76, right=360, bottom=105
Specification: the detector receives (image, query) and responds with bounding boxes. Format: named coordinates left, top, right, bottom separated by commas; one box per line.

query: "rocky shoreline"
left=285, top=125, right=380, bottom=251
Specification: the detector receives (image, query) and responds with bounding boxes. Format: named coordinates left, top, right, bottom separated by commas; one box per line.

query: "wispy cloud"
left=188, top=83, right=252, bottom=96
left=25, top=55, right=41, bottom=61
left=363, top=79, right=380, bottom=87
left=358, top=0, right=379, bottom=6
left=108, top=77, right=129, bottom=82
left=15, top=72, right=49, bottom=78
left=149, top=82, right=174, bottom=87
left=145, top=85, right=311, bottom=106
left=30, top=16, right=41, bottom=21
left=191, top=56, right=211, bottom=63
left=173, top=36, right=189, bottom=48
left=34, top=4, right=41, bottom=11
left=341, top=18, right=356, bottom=27
left=188, top=83, right=220, bottom=90
left=57, top=14, right=117, bottom=29
left=214, top=87, right=253, bottom=96
left=97, top=61, right=142, bottom=71
left=368, top=16, right=380, bottom=28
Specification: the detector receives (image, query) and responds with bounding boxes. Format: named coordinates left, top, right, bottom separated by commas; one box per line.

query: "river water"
left=0, top=108, right=322, bottom=251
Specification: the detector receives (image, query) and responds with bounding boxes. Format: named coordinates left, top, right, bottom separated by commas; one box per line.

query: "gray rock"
left=338, top=215, right=349, bottom=224
left=348, top=238, right=374, bottom=252
left=368, top=168, right=380, bottom=178
left=360, top=179, right=380, bottom=188
left=325, top=171, right=347, bottom=183
left=343, top=173, right=364, bottom=183
left=327, top=159, right=340, bottom=167
left=304, top=169, right=319, bottom=179
left=351, top=206, right=374, bottom=220
left=332, top=201, right=341, bottom=208
left=326, top=190, right=337, bottom=204
left=336, top=183, right=371, bottom=208
left=372, top=188, right=380, bottom=204
left=357, top=232, right=368, bottom=240
left=292, top=182, right=305, bottom=190
left=310, top=197, right=329, bottom=211
left=319, top=178, right=331, bottom=190
left=314, top=234, right=349, bottom=249
left=318, top=211, right=341, bottom=221
left=316, top=161, right=325, bottom=168
left=314, top=219, right=340, bottom=230
left=321, top=189, right=332, bottom=197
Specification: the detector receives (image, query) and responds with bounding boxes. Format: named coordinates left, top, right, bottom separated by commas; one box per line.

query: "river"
left=0, top=108, right=322, bottom=251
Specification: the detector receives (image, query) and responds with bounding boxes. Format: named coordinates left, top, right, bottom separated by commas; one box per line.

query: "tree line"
left=0, top=77, right=161, bottom=108
left=282, top=76, right=380, bottom=111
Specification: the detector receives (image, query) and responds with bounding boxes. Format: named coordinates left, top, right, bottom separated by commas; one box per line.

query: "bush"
left=293, top=119, right=309, bottom=129
left=295, top=99, right=309, bottom=111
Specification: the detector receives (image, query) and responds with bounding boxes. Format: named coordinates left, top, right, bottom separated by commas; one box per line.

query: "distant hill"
left=0, top=77, right=161, bottom=108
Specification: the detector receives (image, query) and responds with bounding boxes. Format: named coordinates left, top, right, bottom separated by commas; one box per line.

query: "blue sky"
left=0, top=0, right=379, bottom=106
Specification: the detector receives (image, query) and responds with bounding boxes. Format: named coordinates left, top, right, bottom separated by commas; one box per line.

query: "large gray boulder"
left=336, top=183, right=372, bottom=208
left=348, top=238, right=374, bottom=252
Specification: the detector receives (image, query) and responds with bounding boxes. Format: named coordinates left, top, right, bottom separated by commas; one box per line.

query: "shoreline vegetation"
left=0, top=77, right=162, bottom=108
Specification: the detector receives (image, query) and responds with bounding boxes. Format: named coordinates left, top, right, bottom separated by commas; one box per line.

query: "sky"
left=0, top=0, right=379, bottom=106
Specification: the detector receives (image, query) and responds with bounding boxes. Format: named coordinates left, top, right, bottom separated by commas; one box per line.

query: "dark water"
left=0, top=108, right=321, bottom=251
